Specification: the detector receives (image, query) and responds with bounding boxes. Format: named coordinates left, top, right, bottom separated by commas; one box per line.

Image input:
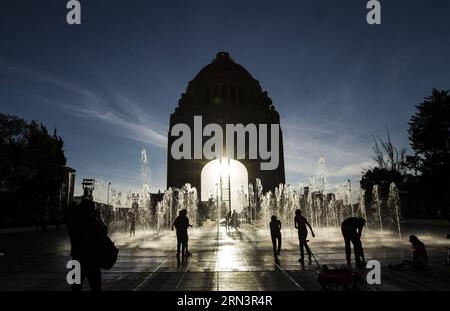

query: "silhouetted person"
left=226, top=211, right=232, bottom=231
left=294, top=209, right=315, bottom=265
left=269, top=215, right=282, bottom=257
left=341, top=217, right=366, bottom=266
left=68, top=199, right=107, bottom=291
left=389, top=235, right=428, bottom=271
left=172, top=209, right=193, bottom=258
left=231, top=210, right=239, bottom=230
left=129, top=211, right=135, bottom=237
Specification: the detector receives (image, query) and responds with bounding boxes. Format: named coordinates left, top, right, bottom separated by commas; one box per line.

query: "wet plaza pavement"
left=1, top=221, right=450, bottom=291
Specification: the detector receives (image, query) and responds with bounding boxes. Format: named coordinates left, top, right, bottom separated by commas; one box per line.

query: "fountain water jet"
left=139, top=149, right=152, bottom=241
left=372, top=185, right=383, bottom=231
left=388, top=182, right=402, bottom=239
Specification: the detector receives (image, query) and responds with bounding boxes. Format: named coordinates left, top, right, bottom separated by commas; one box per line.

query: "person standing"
left=128, top=211, right=135, bottom=237
left=68, top=199, right=108, bottom=291
left=231, top=210, right=239, bottom=230
left=269, top=215, right=282, bottom=257
left=226, top=210, right=232, bottom=231
left=341, top=217, right=366, bottom=267
left=294, top=209, right=315, bottom=266
left=172, top=209, right=193, bottom=258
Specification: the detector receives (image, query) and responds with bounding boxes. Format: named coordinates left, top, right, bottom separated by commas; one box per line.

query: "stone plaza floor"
left=1, top=221, right=450, bottom=291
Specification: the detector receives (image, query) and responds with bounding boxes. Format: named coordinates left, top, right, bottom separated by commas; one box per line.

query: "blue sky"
left=1, top=0, right=450, bottom=201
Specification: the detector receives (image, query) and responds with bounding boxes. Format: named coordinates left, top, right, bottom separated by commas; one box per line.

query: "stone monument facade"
left=167, top=52, right=285, bottom=199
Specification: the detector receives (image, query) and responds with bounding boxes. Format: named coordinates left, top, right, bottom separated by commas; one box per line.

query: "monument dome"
left=167, top=52, right=285, bottom=209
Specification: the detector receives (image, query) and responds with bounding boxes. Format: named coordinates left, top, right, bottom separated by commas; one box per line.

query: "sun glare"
left=219, top=157, right=230, bottom=177
left=201, top=158, right=249, bottom=211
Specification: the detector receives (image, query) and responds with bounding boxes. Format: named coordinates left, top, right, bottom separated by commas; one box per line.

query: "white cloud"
left=67, top=92, right=168, bottom=148
left=282, top=117, right=374, bottom=183
left=0, top=59, right=168, bottom=148
left=328, top=160, right=375, bottom=177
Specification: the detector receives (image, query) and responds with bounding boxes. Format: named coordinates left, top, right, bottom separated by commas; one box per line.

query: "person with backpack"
left=68, top=199, right=117, bottom=291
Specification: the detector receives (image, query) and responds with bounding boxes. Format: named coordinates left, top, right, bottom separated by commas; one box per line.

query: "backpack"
left=99, top=234, right=119, bottom=270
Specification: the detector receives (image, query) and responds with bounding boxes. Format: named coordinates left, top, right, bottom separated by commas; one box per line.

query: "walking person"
left=67, top=199, right=108, bottom=291
left=226, top=210, right=232, bottom=232
left=172, top=209, right=193, bottom=258
left=128, top=211, right=135, bottom=237
left=294, top=209, right=315, bottom=266
left=269, top=215, right=282, bottom=258
left=231, top=210, right=239, bottom=231
left=341, top=217, right=366, bottom=267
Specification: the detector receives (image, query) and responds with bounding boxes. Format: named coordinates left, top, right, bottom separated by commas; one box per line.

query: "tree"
left=362, top=129, right=407, bottom=196
left=408, top=89, right=450, bottom=173
left=0, top=113, right=67, bottom=227
left=408, top=89, right=450, bottom=211
left=361, top=129, right=407, bottom=217
left=372, top=128, right=407, bottom=174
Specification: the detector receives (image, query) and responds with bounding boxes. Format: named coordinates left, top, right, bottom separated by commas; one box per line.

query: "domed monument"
left=167, top=52, right=285, bottom=211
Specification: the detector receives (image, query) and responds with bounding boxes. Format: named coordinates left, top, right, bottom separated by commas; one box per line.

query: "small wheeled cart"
left=317, top=265, right=364, bottom=290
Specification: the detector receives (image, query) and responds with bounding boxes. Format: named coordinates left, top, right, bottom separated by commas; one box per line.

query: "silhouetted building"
left=167, top=52, right=285, bottom=199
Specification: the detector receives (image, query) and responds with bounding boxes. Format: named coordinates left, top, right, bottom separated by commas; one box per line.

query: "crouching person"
left=389, top=235, right=428, bottom=271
